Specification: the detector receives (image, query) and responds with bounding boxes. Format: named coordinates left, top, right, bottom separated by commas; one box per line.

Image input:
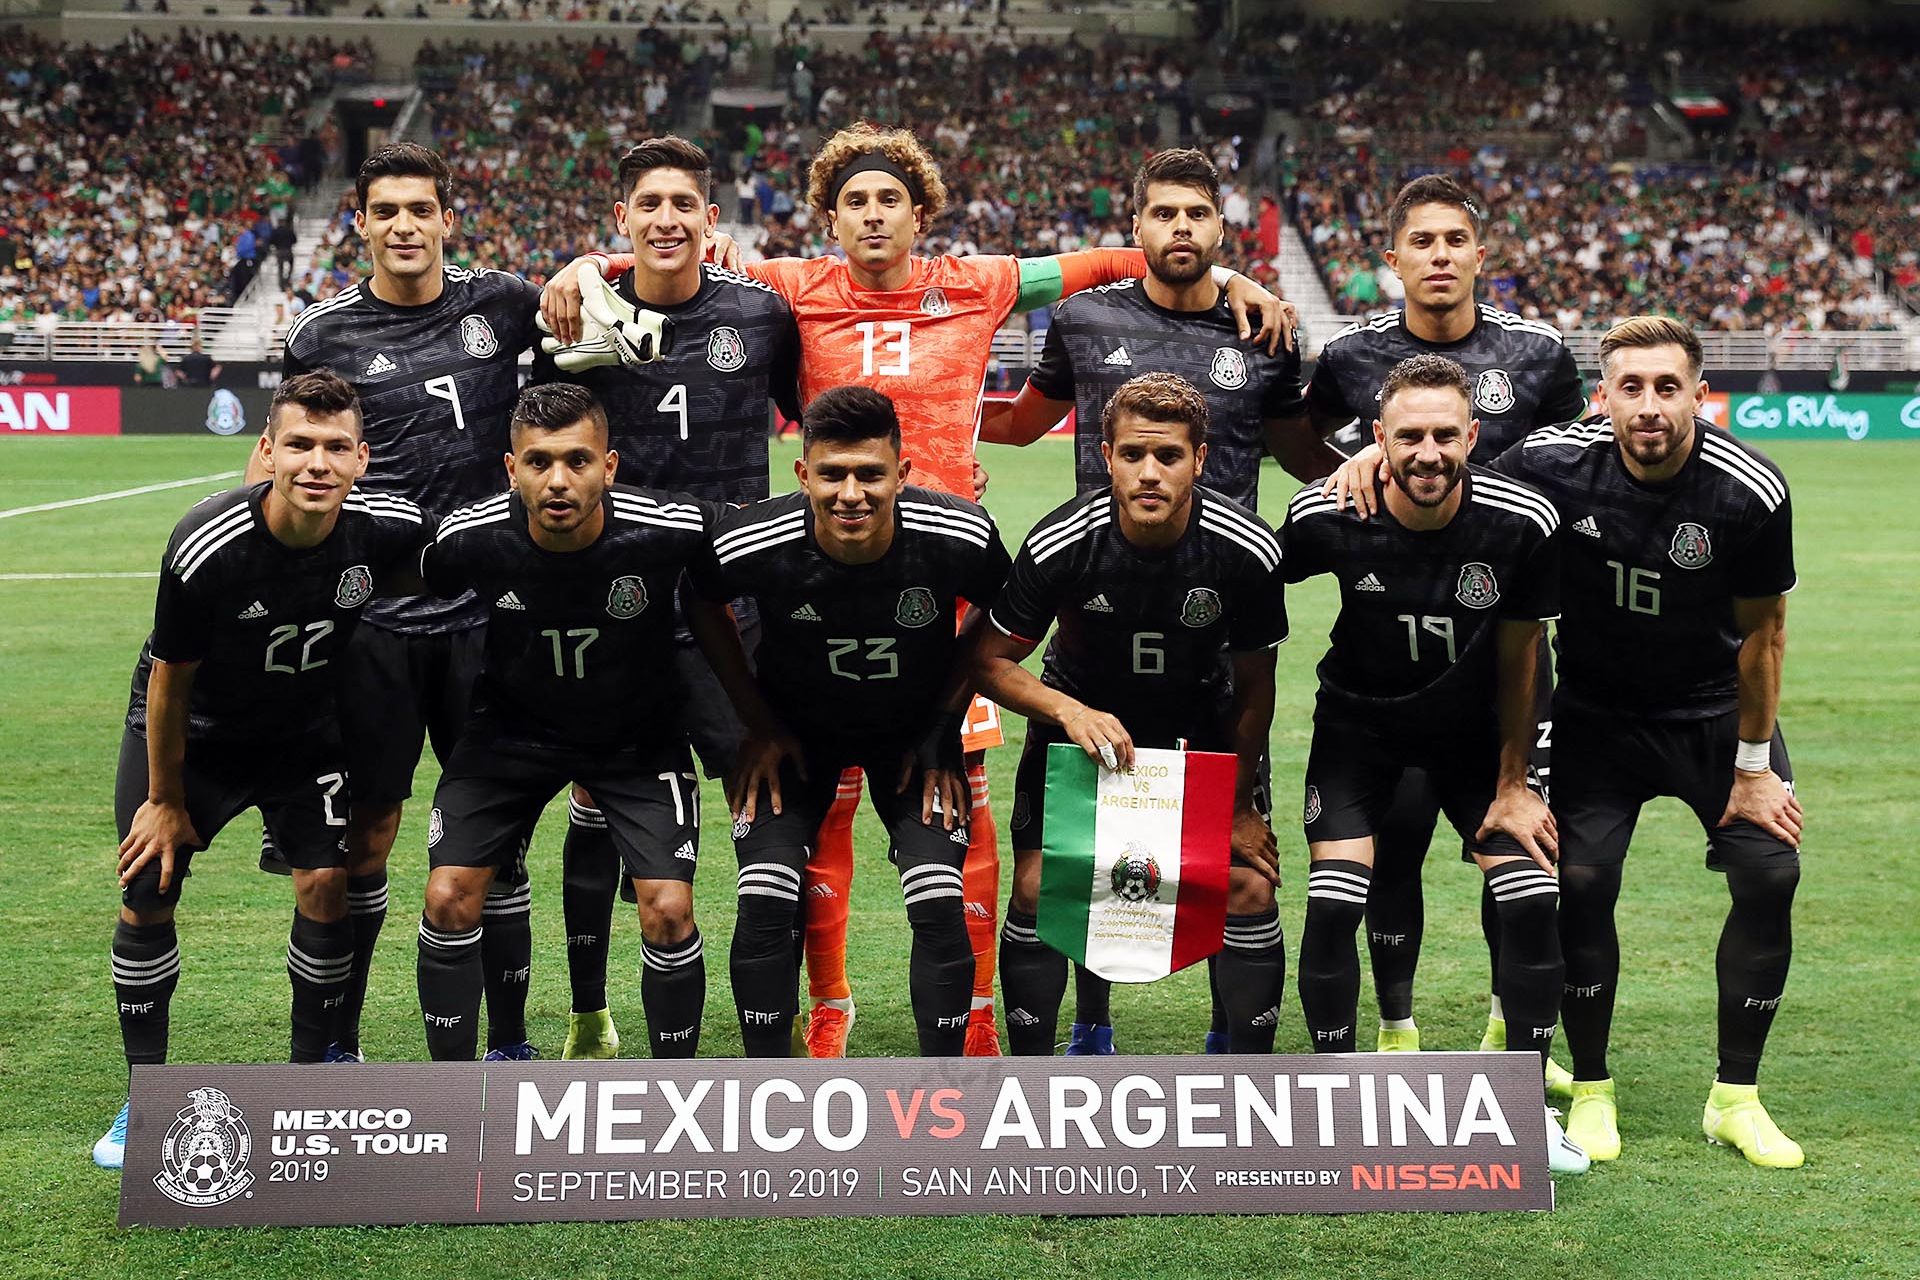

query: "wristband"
left=1210, top=264, right=1238, bottom=287
left=1734, top=739, right=1771, bottom=773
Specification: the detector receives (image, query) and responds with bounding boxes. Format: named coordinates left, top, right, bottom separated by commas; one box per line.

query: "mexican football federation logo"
left=1209, top=346, right=1249, bottom=390
left=1475, top=368, right=1516, bottom=414
left=706, top=326, right=747, bottom=372
left=1010, top=791, right=1031, bottom=831
left=1181, top=587, right=1223, bottom=628
left=427, top=807, right=444, bottom=848
left=335, top=565, right=373, bottom=609
left=1303, top=785, right=1322, bottom=824
left=606, top=575, right=648, bottom=619
left=1455, top=562, right=1500, bottom=609
left=1669, top=522, right=1713, bottom=569
left=920, top=287, right=952, bottom=316
left=1109, top=843, right=1162, bottom=903
left=896, top=587, right=938, bottom=628
left=459, top=314, right=500, bottom=359
left=154, top=1087, right=255, bottom=1208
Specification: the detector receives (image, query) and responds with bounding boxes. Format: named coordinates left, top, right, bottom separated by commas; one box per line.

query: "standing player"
left=698, top=387, right=1011, bottom=1056
left=95, top=373, right=425, bottom=1169
left=1282, top=355, right=1586, bottom=1176
left=1491, top=318, right=1804, bottom=1168
left=1287, top=175, right=1587, bottom=1061
left=529, top=137, right=801, bottom=1061
left=974, top=373, right=1289, bottom=1058
left=414, top=384, right=733, bottom=1061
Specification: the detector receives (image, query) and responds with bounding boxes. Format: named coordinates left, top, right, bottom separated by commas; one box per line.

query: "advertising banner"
left=1724, top=393, right=1920, bottom=441
left=0, top=386, right=122, bottom=435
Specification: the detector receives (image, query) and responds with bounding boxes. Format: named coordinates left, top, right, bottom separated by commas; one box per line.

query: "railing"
left=0, top=310, right=286, bottom=363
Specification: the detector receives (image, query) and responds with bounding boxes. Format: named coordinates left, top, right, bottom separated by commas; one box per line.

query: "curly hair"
left=806, top=122, right=949, bottom=222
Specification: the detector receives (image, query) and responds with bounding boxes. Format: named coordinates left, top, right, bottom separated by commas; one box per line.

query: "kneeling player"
left=699, top=387, right=1012, bottom=1056
left=974, top=372, right=1288, bottom=1057
left=414, top=384, right=731, bottom=1061
left=97, top=373, right=426, bottom=1168
left=1283, top=354, right=1586, bottom=1175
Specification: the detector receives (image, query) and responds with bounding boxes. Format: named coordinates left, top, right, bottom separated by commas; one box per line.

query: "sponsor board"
left=121, top=1055, right=1550, bottom=1225
left=0, top=387, right=122, bottom=435
left=1726, top=393, right=1920, bottom=441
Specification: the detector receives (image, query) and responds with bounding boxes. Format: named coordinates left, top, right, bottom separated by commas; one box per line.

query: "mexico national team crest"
left=896, top=586, right=938, bottom=628
left=459, top=314, right=499, bottom=359
left=1303, top=784, right=1322, bottom=825
left=606, top=575, right=648, bottom=619
left=154, top=1087, right=254, bottom=1208
left=706, top=325, right=747, bottom=372
left=1181, top=587, right=1223, bottom=628
left=1475, top=368, right=1516, bottom=413
left=1456, top=562, right=1500, bottom=609
left=1209, top=346, right=1249, bottom=390
left=1109, top=843, right=1162, bottom=903
left=1669, top=522, right=1713, bottom=569
left=335, top=565, right=373, bottom=609
left=920, top=287, right=951, bottom=316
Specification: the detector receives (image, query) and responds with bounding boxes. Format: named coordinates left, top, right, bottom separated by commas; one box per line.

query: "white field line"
left=0, top=470, right=241, bottom=520
left=0, top=571, right=158, bottom=581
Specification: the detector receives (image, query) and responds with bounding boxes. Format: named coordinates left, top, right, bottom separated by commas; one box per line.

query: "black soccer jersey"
left=1028, top=278, right=1305, bottom=509
left=1306, top=305, right=1586, bottom=458
left=419, top=484, right=716, bottom=752
left=1491, top=419, right=1795, bottom=721
left=127, top=483, right=428, bottom=744
left=282, top=265, right=543, bottom=635
left=699, top=487, right=1011, bottom=751
left=1283, top=466, right=1559, bottom=729
left=989, top=486, right=1288, bottom=735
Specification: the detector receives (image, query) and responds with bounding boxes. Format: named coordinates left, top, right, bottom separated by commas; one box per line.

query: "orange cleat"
left=805, top=1000, right=855, bottom=1059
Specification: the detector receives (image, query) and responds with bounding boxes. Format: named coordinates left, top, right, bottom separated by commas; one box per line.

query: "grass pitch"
left=0, top=434, right=1914, bottom=1279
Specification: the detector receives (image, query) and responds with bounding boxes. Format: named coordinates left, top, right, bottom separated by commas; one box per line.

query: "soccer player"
left=414, top=383, right=732, bottom=1061
left=529, top=136, right=801, bottom=1061
left=1490, top=318, right=1804, bottom=1168
left=698, top=386, right=1011, bottom=1056
left=974, top=373, right=1288, bottom=1059
left=1288, top=175, right=1587, bottom=1060
left=95, top=372, right=426, bottom=1169
left=1282, top=354, right=1586, bottom=1176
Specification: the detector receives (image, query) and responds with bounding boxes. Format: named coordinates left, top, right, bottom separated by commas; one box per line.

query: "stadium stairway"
left=1276, top=222, right=1343, bottom=360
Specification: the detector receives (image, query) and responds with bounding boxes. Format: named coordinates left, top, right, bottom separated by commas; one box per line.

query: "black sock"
left=641, top=929, right=705, bottom=1058
left=1717, top=864, right=1798, bottom=1086
left=562, top=800, right=618, bottom=1014
left=901, top=863, right=972, bottom=1056
left=731, top=859, right=801, bottom=1056
left=481, top=879, right=532, bottom=1052
left=1481, top=878, right=1502, bottom=1009
left=1218, top=910, right=1286, bottom=1053
left=1072, top=963, right=1112, bottom=1027
left=1299, top=860, right=1371, bottom=1053
left=112, top=919, right=180, bottom=1067
left=287, top=912, right=353, bottom=1063
left=333, top=871, right=387, bottom=1054
left=416, top=916, right=483, bottom=1061
left=999, top=909, right=1065, bottom=1056
left=1364, top=853, right=1423, bottom=1023
left=1559, top=861, right=1622, bottom=1081
left=1483, top=862, right=1564, bottom=1067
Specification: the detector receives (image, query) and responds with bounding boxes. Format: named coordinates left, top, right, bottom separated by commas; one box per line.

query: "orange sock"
left=963, top=763, right=1000, bottom=1003
left=803, top=767, right=862, bottom=1002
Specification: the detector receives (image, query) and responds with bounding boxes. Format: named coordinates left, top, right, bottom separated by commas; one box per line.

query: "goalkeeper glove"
left=536, top=259, right=674, bottom=371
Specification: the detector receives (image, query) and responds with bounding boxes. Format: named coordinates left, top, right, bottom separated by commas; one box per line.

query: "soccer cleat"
left=963, top=1007, right=1002, bottom=1057
left=1479, top=1014, right=1506, bottom=1050
left=1546, top=1106, right=1591, bottom=1175
left=1376, top=1024, right=1421, bottom=1053
left=1482, top=1017, right=1574, bottom=1100
left=1704, top=1081, right=1804, bottom=1169
left=482, top=1042, right=540, bottom=1062
left=804, top=1001, right=855, bottom=1060
left=1064, top=1022, right=1116, bottom=1056
left=1204, top=1031, right=1230, bottom=1055
left=322, top=1042, right=366, bottom=1064
left=1565, top=1078, right=1621, bottom=1161
left=562, top=1008, right=620, bottom=1061
left=93, top=1099, right=130, bottom=1170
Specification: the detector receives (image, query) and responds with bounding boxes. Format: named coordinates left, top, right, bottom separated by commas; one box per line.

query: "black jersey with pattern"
left=419, top=484, right=718, bottom=751
left=1306, top=305, right=1586, bottom=458
left=1491, top=419, right=1795, bottom=721
left=1283, top=466, right=1560, bottom=730
left=1028, top=278, right=1305, bottom=510
left=989, top=486, right=1288, bottom=736
left=128, top=483, right=428, bottom=744
left=698, top=487, right=1011, bottom=752
left=282, top=265, right=543, bottom=635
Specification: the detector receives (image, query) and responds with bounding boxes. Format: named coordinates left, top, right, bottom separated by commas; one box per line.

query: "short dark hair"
left=1101, top=371, right=1209, bottom=447
left=510, top=382, right=608, bottom=443
left=268, top=370, right=361, bottom=438
left=1386, top=174, right=1485, bottom=245
left=1132, top=148, right=1220, bottom=214
left=356, top=143, right=452, bottom=212
left=1378, top=353, right=1472, bottom=414
left=617, top=136, right=714, bottom=203
left=801, top=385, right=901, bottom=452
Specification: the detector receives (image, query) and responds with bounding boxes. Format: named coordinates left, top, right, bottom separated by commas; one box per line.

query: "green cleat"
left=1704, top=1081, right=1804, bottom=1169
left=1566, top=1078, right=1621, bottom=1161
left=1376, top=1024, right=1420, bottom=1053
left=1479, top=1014, right=1506, bottom=1051
left=1480, top=1016, right=1575, bottom=1100
left=562, top=1008, right=620, bottom=1061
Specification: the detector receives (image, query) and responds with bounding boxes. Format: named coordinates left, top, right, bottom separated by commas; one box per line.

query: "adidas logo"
left=790, top=603, right=822, bottom=622
left=1573, top=515, right=1601, bottom=538
left=495, top=591, right=526, bottom=611
left=1102, top=346, right=1133, bottom=367
left=1082, top=593, right=1115, bottom=613
left=237, top=600, right=268, bottom=620
left=1355, top=573, right=1386, bottom=592
left=365, top=352, right=396, bottom=377
left=672, top=841, right=696, bottom=862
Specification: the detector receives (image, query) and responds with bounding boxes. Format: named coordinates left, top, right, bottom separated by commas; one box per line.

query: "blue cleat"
left=483, top=1042, right=540, bottom=1062
left=93, top=1099, right=129, bottom=1170
left=1064, top=1023, right=1116, bottom=1056
left=322, top=1043, right=366, bottom=1064
left=1204, top=1031, right=1230, bottom=1054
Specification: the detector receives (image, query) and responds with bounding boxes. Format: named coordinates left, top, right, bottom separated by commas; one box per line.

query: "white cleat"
left=1547, top=1105, right=1591, bottom=1176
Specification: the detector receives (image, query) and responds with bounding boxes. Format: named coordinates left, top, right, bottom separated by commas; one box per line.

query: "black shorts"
left=674, top=612, right=761, bottom=781
left=429, top=731, right=700, bottom=883
left=1299, top=711, right=1524, bottom=861
left=732, top=748, right=968, bottom=884
left=1551, top=703, right=1797, bottom=871
left=340, top=624, right=486, bottom=805
left=115, top=729, right=349, bottom=909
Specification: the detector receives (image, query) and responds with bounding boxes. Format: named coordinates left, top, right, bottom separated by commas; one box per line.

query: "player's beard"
left=1391, top=457, right=1463, bottom=508
left=1619, top=413, right=1693, bottom=470
left=1147, top=240, right=1212, bottom=287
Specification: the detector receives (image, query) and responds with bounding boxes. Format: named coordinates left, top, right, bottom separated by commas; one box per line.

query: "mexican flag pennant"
left=1038, top=743, right=1234, bottom=983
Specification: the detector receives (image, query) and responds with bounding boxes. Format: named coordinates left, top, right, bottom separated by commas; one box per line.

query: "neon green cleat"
left=562, top=1008, right=620, bottom=1060
left=1376, top=1024, right=1420, bottom=1052
left=1479, top=1015, right=1506, bottom=1051
left=1566, top=1078, right=1621, bottom=1161
left=1480, top=1016, right=1576, bottom=1100
left=1704, top=1081, right=1804, bottom=1169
